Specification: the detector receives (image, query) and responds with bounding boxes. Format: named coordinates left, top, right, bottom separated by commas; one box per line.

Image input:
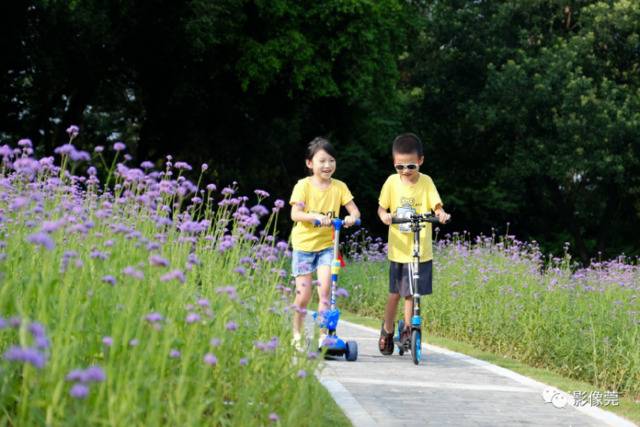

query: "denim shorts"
left=291, top=247, right=334, bottom=277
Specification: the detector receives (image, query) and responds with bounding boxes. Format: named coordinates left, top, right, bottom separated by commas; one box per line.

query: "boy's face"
left=393, top=152, right=423, bottom=179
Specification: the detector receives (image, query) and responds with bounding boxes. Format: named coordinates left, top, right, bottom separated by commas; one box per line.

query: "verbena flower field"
left=342, top=229, right=640, bottom=399
left=0, top=131, right=331, bottom=426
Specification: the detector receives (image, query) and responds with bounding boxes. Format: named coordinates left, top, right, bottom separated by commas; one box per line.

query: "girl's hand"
left=344, top=215, right=356, bottom=228
left=313, top=214, right=332, bottom=226
left=381, top=213, right=392, bottom=226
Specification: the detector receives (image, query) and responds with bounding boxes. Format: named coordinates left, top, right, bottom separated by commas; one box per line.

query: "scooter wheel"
left=345, top=340, right=358, bottom=362
left=411, top=330, right=421, bottom=365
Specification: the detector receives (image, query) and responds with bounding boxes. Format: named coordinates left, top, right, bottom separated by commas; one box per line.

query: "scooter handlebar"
left=391, top=213, right=451, bottom=225
left=313, top=218, right=361, bottom=228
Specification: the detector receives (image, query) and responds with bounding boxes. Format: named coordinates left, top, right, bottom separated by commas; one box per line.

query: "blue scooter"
left=312, top=217, right=360, bottom=361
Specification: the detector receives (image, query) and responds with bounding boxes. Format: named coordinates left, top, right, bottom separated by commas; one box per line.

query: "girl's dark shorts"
left=389, top=261, right=433, bottom=297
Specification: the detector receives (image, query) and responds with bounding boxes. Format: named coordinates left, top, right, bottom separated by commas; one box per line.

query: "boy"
left=377, top=133, right=450, bottom=355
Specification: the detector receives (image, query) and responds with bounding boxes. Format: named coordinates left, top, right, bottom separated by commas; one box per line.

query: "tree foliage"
left=1, top=0, right=639, bottom=261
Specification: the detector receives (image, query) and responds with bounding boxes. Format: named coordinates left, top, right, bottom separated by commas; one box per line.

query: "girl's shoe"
left=291, top=336, right=305, bottom=353
left=378, top=321, right=394, bottom=356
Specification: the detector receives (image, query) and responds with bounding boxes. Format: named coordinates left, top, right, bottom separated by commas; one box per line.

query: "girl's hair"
left=306, top=137, right=336, bottom=166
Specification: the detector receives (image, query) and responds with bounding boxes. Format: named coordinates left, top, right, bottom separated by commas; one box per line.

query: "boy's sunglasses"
left=394, top=163, right=418, bottom=171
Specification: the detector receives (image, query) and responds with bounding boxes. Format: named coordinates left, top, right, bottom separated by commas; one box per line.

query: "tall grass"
left=340, top=230, right=640, bottom=399
left=0, top=137, right=333, bottom=426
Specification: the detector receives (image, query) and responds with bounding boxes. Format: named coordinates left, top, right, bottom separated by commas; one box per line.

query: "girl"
left=289, top=137, right=360, bottom=350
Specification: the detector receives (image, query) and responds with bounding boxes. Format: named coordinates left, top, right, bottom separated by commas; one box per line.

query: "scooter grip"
left=391, top=217, right=411, bottom=224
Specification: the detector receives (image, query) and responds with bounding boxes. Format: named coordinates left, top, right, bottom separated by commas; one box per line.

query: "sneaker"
left=378, top=321, right=394, bottom=356
left=291, top=336, right=305, bottom=353
left=318, top=333, right=328, bottom=348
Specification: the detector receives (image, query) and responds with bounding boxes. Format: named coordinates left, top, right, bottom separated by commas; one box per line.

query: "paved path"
left=315, top=320, right=636, bottom=427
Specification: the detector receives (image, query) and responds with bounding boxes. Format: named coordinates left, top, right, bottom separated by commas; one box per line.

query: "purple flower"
left=102, top=275, right=116, bottom=285
left=145, top=312, right=163, bottom=323
left=210, top=338, right=221, bottom=347
left=102, top=336, right=113, bottom=347
left=9, top=317, right=21, bottom=328
left=297, top=369, right=307, bottom=378
left=225, top=321, right=238, bottom=331
left=255, top=336, right=279, bottom=352
left=160, top=270, right=185, bottom=283
left=3, top=346, right=46, bottom=369
left=269, top=413, right=279, bottom=422
left=186, top=312, right=201, bottom=324
left=18, top=138, right=32, bottom=148
left=215, top=286, right=238, bottom=300
left=140, top=161, right=154, bottom=169
left=69, top=383, right=89, bottom=399
left=149, top=255, right=169, bottom=267
left=66, top=369, right=87, bottom=382
left=335, top=288, right=349, bottom=298
left=203, top=353, right=217, bottom=366
left=26, top=231, right=55, bottom=250
left=28, top=322, right=46, bottom=338
left=66, top=125, right=80, bottom=138
left=250, top=204, right=269, bottom=217
left=239, top=357, right=248, bottom=366
left=197, top=298, right=210, bottom=308
left=221, top=187, right=235, bottom=196
left=113, top=142, right=126, bottom=151
left=174, top=161, right=192, bottom=171
left=206, top=184, right=217, bottom=192
left=169, top=349, right=181, bottom=358
left=274, top=199, right=285, bottom=209
left=123, top=266, right=144, bottom=280
left=129, top=339, right=139, bottom=347
left=84, top=366, right=106, bottom=382
left=94, top=146, right=104, bottom=153
left=201, top=163, right=208, bottom=171
left=233, top=266, right=246, bottom=276
left=254, top=189, right=270, bottom=198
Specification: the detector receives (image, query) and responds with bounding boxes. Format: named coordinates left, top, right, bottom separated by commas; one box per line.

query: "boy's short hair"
left=392, top=133, right=423, bottom=157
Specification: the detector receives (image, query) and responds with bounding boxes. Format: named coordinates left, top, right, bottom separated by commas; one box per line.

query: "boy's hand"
left=381, top=213, right=392, bottom=226
left=344, top=215, right=356, bottom=228
left=435, top=209, right=450, bottom=224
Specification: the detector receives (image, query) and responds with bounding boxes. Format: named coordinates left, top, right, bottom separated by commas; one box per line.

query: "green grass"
left=342, top=311, right=639, bottom=425
left=0, top=160, right=350, bottom=426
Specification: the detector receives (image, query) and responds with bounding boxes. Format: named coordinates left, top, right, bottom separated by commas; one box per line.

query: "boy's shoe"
left=400, top=326, right=411, bottom=350
left=378, top=321, right=394, bottom=356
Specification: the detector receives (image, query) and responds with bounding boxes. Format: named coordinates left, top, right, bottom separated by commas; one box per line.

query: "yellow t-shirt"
left=289, top=177, right=354, bottom=252
left=378, top=173, right=443, bottom=263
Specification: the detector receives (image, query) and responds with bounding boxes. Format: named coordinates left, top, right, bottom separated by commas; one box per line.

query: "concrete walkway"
left=316, top=320, right=636, bottom=427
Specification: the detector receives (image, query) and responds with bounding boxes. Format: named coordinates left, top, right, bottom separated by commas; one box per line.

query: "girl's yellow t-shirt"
left=289, top=177, right=353, bottom=252
left=378, top=173, right=442, bottom=263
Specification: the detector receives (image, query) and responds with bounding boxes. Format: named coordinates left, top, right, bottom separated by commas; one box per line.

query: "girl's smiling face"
left=306, top=149, right=336, bottom=180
